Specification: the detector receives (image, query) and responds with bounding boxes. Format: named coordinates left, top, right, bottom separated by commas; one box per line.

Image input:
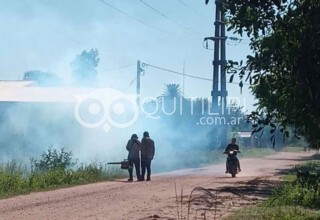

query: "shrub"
left=0, top=147, right=125, bottom=198
left=30, top=147, right=75, bottom=172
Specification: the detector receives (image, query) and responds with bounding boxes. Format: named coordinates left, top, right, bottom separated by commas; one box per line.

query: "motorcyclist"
left=224, top=138, right=241, bottom=173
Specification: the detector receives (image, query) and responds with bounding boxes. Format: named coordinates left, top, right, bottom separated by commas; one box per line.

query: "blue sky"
left=0, top=0, right=254, bottom=111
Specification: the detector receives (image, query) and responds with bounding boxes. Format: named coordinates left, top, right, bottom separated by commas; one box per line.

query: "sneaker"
left=146, top=178, right=151, bottom=181
left=127, top=178, right=133, bottom=182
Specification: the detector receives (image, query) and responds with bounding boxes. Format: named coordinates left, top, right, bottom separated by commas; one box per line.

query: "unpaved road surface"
left=0, top=151, right=315, bottom=220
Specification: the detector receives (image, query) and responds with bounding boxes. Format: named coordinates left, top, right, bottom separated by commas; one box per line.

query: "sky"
left=0, top=0, right=254, bottom=112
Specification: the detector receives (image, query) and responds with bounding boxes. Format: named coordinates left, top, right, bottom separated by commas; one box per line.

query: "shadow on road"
left=264, top=153, right=320, bottom=162
left=217, top=177, right=277, bottom=199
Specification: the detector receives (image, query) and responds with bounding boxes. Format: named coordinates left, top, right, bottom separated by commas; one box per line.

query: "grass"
left=282, top=145, right=306, bottom=152
left=238, top=147, right=276, bottom=158
left=227, top=205, right=320, bottom=220
left=0, top=148, right=126, bottom=198
left=227, top=160, right=320, bottom=220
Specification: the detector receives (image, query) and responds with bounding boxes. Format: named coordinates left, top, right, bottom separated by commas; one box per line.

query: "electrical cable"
left=98, top=0, right=170, bottom=34
left=176, top=0, right=197, bottom=13
left=143, top=62, right=251, bottom=85
left=100, top=64, right=135, bottom=72
left=139, top=0, right=194, bottom=32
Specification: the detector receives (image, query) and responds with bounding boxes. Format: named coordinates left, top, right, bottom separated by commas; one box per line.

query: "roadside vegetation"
left=228, top=160, right=320, bottom=219
left=0, top=145, right=298, bottom=199
left=0, top=147, right=126, bottom=198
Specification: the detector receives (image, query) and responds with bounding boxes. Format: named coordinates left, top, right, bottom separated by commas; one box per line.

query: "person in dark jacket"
left=140, top=131, right=155, bottom=181
left=224, top=137, right=241, bottom=173
left=126, top=134, right=142, bottom=182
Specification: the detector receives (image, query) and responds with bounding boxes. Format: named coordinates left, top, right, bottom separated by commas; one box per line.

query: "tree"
left=71, top=48, right=100, bottom=87
left=158, top=84, right=182, bottom=119
left=218, top=0, right=320, bottom=148
left=161, top=83, right=181, bottom=98
left=23, top=70, right=62, bottom=87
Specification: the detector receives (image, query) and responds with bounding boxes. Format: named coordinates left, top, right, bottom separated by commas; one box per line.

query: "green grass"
left=238, top=147, right=276, bottom=158
left=227, top=205, right=320, bottom=220
left=0, top=148, right=126, bottom=198
left=227, top=160, right=320, bottom=220
left=282, top=146, right=306, bottom=152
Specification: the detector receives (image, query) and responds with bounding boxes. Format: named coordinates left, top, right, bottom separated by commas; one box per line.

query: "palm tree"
left=161, top=84, right=181, bottom=98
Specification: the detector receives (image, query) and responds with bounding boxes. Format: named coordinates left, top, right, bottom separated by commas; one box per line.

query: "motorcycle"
left=224, top=150, right=240, bottom=178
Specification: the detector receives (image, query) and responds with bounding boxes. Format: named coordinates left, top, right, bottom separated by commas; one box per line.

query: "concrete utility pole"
left=136, top=60, right=145, bottom=108
left=136, top=60, right=141, bottom=107
left=204, top=0, right=227, bottom=114
left=182, top=60, right=185, bottom=96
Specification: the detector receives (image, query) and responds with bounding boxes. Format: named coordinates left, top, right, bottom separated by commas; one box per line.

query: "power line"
left=143, top=62, right=251, bottom=85
left=100, top=64, right=135, bottom=72
left=145, top=63, right=212, bottom=81
left=23, top=1, right=84, bottom=48
left=176, top=0, right=197, bottom=13
left=139, top=0, right=193, bottom=32
left=124, top=76, right=137, bottom=91
left=177, top=0, right=189, bottom=7
left=98, top=0, right=169, bottom=34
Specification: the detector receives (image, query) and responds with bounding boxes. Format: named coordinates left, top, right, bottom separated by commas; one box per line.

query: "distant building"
left=237, top=131, right=254, bottom=147
left=0, top=80, right=98, bottom=103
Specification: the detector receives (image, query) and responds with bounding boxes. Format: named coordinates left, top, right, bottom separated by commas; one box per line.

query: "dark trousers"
left=141, top=157, right=152, bottom=180
left=226, top=157, right=241, bottom=171
left=128, top=158, right=141, bottom=180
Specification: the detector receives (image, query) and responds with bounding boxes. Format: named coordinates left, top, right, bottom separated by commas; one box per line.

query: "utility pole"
left=136, top=60, right=146, bottom=109
left=204, top=0, right=227, bottom=114
left=182, top=60, right=185, bottom=96
left=136, top=60, right=141, bottom=108
left=204, top=0, right=228, bottom=150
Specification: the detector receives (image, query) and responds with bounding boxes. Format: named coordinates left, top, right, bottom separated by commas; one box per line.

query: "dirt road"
left=0, top=151, right=314, bottom=220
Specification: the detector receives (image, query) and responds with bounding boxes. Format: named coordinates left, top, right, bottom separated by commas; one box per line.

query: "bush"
left=30, top=147, right=75, bottom=172
left=228, top=161, right=320, bottom=220
left=0, top=147, right=125, bottom=198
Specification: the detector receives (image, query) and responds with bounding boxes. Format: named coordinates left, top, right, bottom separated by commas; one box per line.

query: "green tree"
left=71, top=48, right=100, bottom=87
left=211, top=0, right=320, bottom=148
left=161, top=83, right=181, bottom=98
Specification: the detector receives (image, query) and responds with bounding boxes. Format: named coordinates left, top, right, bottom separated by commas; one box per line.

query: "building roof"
left=0, top=80, right=104, bottom=103
left=237, top=131, right=252, bottom=138
left=0, top=80, right=35, bottom=88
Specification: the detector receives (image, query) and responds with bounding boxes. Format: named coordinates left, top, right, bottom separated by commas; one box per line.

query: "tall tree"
left=71, top=48, right=100, bottom=87
left=161, top=84, right=182, bottom=98
left=209, top=0, right=320, bottom=148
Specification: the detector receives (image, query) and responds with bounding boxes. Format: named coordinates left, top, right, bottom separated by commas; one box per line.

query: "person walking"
left=140, top=131, right=155, bottom=181
left=126, top=134, right=142, bottom=182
